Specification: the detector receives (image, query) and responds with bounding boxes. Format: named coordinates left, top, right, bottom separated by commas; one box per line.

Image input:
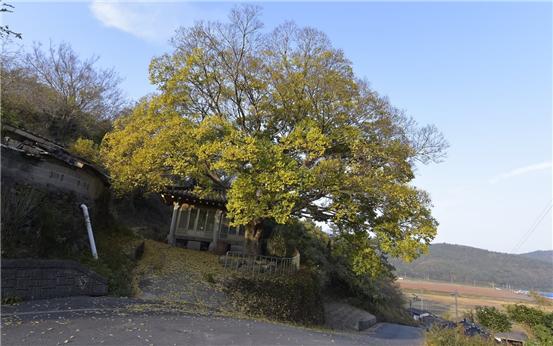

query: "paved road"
left=1, top=297, right=423, bottom=346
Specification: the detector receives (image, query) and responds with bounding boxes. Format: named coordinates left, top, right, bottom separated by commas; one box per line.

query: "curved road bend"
left=1, top=297, right=423, bottom=346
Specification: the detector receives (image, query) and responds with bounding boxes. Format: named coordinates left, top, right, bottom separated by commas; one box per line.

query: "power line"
left=511, top=203, right=551, bottom=253
left=511, top=201, right=552, bottom=253
left=512, top=201, right=552, bottom=251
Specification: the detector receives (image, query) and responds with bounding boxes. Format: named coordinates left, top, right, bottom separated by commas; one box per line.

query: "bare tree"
left=2, top=41, right=126, bottom=143
left=25, top=42, right=125, bottom=121
left=0, top=3, right=21, bottom=40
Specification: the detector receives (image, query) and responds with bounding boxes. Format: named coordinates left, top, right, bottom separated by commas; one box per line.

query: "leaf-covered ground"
left=132, top=240, right=233, bottom=314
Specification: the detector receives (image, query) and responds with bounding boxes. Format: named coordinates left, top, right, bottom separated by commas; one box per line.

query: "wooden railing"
left=222, top=250, right=300, bottom=276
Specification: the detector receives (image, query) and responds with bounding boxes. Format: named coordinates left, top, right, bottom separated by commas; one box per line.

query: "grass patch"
left=79, top=226, right=142, bottom=296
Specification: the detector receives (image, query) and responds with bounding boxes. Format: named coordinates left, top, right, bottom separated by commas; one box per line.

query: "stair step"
left=324, top=302, right=377, bottom=332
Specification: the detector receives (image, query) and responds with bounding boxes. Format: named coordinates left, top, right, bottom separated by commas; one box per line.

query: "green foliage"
left=224, top=269, right=324, bottom=326
left=475, top=306, right=511, bottom=332
left=102, top=5, right=446, bottom=272
left=506, top=304, right=545, bottom=327
left=504, top=304, right=553, bottom=345
left=70, top=138, right=101, bottom=165
left=267, top=219, right=410, bottom=324
left=529, top=324, right=553, bottom=345
left=425, top=327, right=496, bottom=346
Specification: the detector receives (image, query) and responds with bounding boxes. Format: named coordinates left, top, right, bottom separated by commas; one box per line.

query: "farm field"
left=397, top=279, right=531, bottom=300
left=397, top=279, right=552, bottom=319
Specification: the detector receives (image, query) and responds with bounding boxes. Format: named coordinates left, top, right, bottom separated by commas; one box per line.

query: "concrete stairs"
left=324, top=302, right=377, bottom=332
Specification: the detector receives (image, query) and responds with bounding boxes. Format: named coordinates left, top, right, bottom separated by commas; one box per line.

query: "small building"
left=161, top=184, right=245, bottom=252
left=494, top=332, right=528, bottom=346
left=407, top=307, right=430, bottom=321
left=1, top=124, right=109, bottom=201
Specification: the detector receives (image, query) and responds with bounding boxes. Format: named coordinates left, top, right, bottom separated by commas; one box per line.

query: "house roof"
left=407, top=308, right=429, bottom=316
left=161, top=180, right=227, bottom=209
left=494, top=332, right=528, bottom=342
left=1, top=124, right=110, bottom=186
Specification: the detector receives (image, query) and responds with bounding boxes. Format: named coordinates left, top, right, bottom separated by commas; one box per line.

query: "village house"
left=1, top=124, right=109, bottom=201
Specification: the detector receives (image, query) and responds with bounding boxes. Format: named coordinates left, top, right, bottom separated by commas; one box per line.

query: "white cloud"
left=90, top=1, right=171, bottom=41
left=490, top=161, right=552, bottom=184
left=89, top=1, right=224, bottom=42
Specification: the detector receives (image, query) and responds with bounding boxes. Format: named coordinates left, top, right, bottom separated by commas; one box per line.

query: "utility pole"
left=453, top=291, right=459, bottom=321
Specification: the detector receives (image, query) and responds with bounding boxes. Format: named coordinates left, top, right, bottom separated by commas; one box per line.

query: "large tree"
left=102, top=6, right=447, bottom=272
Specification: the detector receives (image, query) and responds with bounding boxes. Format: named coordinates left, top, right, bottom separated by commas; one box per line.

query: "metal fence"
left=222, top=251, right=300, bottom=276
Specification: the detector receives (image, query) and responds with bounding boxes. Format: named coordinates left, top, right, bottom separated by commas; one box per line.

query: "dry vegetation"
left=398, top=279, right=531, bottom=301
left=131, top=240, right=233, bottom=313
left=399, top=279, right=553, bottom=319
left=130, top=240, right=324, bottom=325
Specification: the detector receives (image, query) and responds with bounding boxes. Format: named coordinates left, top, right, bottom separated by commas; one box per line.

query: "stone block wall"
left=1, top=259, right=108, bottom=301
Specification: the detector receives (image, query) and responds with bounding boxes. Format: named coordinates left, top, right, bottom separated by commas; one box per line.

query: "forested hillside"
left=519, top=250, right=553, bottom=264
left=392, top=243, right=553, bottom=291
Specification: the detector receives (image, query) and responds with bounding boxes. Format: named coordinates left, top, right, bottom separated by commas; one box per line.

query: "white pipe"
left=80, top=204, right=98, bottom=260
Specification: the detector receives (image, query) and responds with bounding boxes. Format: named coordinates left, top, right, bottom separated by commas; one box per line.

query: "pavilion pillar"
left=209, top=210, right=223, bottom=251
left=167, top=202, right=179, bottom=246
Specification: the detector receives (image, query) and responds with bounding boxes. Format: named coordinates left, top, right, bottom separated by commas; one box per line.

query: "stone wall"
left=1, top=259, right=108, bottom=301
left=1, top=147, right=106, bottom=201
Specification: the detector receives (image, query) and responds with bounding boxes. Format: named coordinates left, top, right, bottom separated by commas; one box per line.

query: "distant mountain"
left=519, top=250, right=553, bottom=264
left=391, top=243, right=553, bottom=291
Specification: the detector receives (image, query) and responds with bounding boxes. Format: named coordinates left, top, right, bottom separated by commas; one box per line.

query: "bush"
left=224, top=269, right=324, bottom=326
left=506, top=304, right=545, bottom=327
left=425, top=326, right=495, bottom=346
left=1, top=182, right=89, bottom=259
left=475, top=306, right=511, bottom=332
left=265, top=219, right=412, bottom=324
left=530, top=324, right=553, bottom=345
left=79, top=227, right=140, bottom=296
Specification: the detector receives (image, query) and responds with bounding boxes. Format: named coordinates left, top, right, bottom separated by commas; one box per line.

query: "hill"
left=391, top=243, right=553, bottom=291
left=519, top=250, right=553, bottom=264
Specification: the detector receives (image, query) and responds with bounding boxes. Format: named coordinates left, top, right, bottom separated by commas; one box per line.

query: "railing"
left=222, top=250, right=300, bottom=276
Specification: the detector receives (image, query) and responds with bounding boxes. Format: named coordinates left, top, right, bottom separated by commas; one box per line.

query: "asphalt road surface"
left=1, top=297, right=423, bottom=346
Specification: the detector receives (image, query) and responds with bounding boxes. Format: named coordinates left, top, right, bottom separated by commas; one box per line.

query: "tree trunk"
left=244, top=219, right=263, bottom=256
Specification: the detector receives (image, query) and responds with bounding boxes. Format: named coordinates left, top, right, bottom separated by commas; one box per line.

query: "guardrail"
left=222, top=250, right=300, bottom=276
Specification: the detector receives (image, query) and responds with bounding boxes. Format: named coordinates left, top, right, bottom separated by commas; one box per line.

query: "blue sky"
left=5, top=2, right=552, bottom=254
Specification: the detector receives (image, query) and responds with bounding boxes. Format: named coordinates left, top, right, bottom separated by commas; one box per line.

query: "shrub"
left=80, top=227, right=140, bottom=296
left=1, top=182, right=88, bottom=259
left=475, top=306, right=511, bottom=332
left=506, top=304, right=545, bottom=327
left=266, top=230, right=288, bottom=257
left=224, top=269, right=324, bottom=326
left=425, top=326, right=495, bottom=346
left=530, top=324, right=553, bottom=345
left=543, top=312, right=553, bottom=331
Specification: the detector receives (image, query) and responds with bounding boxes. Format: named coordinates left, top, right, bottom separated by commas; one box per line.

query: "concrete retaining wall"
left=1, top=259, right=108, bottom=301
